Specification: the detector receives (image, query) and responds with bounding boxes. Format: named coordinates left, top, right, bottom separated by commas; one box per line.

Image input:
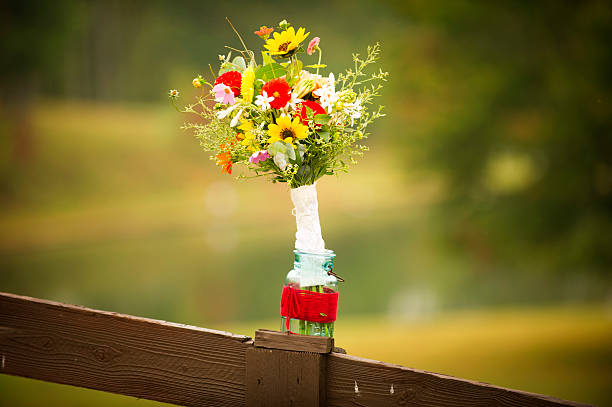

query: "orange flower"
left=254, top=25, right=274, bottom=39
left=216, top=152, right=232, bottom=174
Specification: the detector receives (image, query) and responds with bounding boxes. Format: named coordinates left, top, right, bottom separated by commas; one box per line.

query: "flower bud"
left=192, top=76, right=203, bottom=88
left=340, top=89, right=357, bottom=103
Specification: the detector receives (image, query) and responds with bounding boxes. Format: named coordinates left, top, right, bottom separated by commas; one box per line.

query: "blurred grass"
left=0, top=101, right=610, bottom=406
left=0, top=305, right=610, bottom=406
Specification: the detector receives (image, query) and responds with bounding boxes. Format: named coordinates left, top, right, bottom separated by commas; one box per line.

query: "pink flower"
left=212, top=83, right=236, bottom=105
left=307, top=37, right=320, bottom=55
left=249, top=150, right=270, bottom=164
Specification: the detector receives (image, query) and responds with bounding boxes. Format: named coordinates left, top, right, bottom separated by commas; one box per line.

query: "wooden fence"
left=0, top=292, right=594, bottom=406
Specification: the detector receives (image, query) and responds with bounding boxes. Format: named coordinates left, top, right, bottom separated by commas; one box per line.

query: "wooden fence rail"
left=0, top=292, right=593, bottom=406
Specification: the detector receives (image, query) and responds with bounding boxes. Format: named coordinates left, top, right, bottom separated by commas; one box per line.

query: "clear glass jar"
left=280, top=249, right=338, bottom=337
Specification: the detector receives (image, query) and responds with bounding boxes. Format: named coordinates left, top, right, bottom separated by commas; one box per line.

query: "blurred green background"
left=1, top=0, right=611, bottom=405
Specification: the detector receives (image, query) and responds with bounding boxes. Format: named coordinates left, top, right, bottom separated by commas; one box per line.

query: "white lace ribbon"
left=290, top=183, right=326, bottom=253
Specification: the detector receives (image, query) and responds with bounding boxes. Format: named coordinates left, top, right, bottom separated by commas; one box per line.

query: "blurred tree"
left=390, top=0, right=612, bottom=278
left=0, top=1, right=77, bottom=159
left=0, top=0, right=79, bottom=206
left=1, top=0, right=609, bottom=306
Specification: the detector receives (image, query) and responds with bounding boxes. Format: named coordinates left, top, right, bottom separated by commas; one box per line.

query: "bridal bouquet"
left=170, top=19, right=386, bottom=335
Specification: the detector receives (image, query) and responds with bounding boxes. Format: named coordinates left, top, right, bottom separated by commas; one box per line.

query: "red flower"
left=214, top=71, right=242, bottom=97
left=262, top=78, right=291, bottom=110
left=295, top=100, right=326, bottom=126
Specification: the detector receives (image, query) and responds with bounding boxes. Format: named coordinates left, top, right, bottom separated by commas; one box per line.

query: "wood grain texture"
left=246, top=347, right=325, bottom=406
left=0, top=292, right=595, bottom=407
left=254, top=329, right=334, bottom=354
left=0, top=292, right=251, bottom=407
left=326, top=353, right=593, bottom=407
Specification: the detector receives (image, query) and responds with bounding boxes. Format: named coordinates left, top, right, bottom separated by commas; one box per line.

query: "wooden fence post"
left=246, top=329, right=333, bottom=406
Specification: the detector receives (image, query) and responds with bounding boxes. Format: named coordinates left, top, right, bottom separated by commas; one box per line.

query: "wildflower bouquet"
left=171, top=19, right=386, bottom=336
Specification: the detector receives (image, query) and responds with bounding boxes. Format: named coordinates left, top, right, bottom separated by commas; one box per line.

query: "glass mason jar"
left=280, top=249, right=338, bottom=337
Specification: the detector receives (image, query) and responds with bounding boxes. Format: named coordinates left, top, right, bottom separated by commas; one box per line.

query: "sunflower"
left=264, top=27, right=309, bottom=57
left=268, top=115, right=308, bottom=145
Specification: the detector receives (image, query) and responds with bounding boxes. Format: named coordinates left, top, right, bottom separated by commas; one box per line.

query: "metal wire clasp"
left=326, top=265, right=345, bottom=282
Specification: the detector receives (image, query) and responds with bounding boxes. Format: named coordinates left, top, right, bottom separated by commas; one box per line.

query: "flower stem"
left=317, top=48, right=323, bottom=75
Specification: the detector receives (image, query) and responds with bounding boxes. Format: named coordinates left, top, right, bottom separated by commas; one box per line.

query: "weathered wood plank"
left=0, top=292, right=596, bottom=407
left=254, top=329, right=334, bottom=353
left=246, top=347, right=326, bottom=406
left=326, top=353, right=593, bottom=407
left=0, top=292, right=251, bottom=407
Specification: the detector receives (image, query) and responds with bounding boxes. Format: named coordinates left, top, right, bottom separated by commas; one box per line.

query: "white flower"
left=255, top=90, right=274, bottom=111
left=313, top=73, right=338, bottom=112
left=216, top=103, right=240, bottom=120
left=343, top=98, right=363, bottom=126
left=287, top=92, right=303, bottom=111
left=230, top=108, right=244, bottom=127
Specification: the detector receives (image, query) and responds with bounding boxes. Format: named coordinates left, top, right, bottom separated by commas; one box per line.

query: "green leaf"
left=218, top=57, right=247, bottom=75
left=261, top=52, right=275, bottom=66
left=285, top=143, right=296, bottom=161
left=296, top=144, right=305, bottom=164
left=255, top=63, right=287, bottom=81
left=287, top=59, right=303, bottom=86
left=314, top=114, right=331, bottom=125
left=268, top=141, right=286, bottom=156
left=305, top=64, right=327, bottom=69
left=253, top=79, right=264, bottom=96
left=317, top=131, right=330, bottom=141
left=218, top=63, right=232, bottom=75
left=297, top=164, right=311, bottom=179
left=232, top=56, right=247, bottom=71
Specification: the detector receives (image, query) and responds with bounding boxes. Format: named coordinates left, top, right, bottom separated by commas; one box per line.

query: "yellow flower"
left=241, top=132, right=260, bottom=152
left=238, top=120, right=254, bottom=133
left=237, top=120, right=259, bottom=151
left=241, top=68, right=255, bottom=103
left=264, top=27, right=309, bottom=57
left=268, top=115, right=308, bottom=145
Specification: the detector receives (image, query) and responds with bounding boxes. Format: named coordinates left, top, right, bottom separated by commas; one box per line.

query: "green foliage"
left=219, top=56, right=247, bottom=74
left=254, top=63, right=286, bottom=81
left=387, top=1, right=612, bottom=276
